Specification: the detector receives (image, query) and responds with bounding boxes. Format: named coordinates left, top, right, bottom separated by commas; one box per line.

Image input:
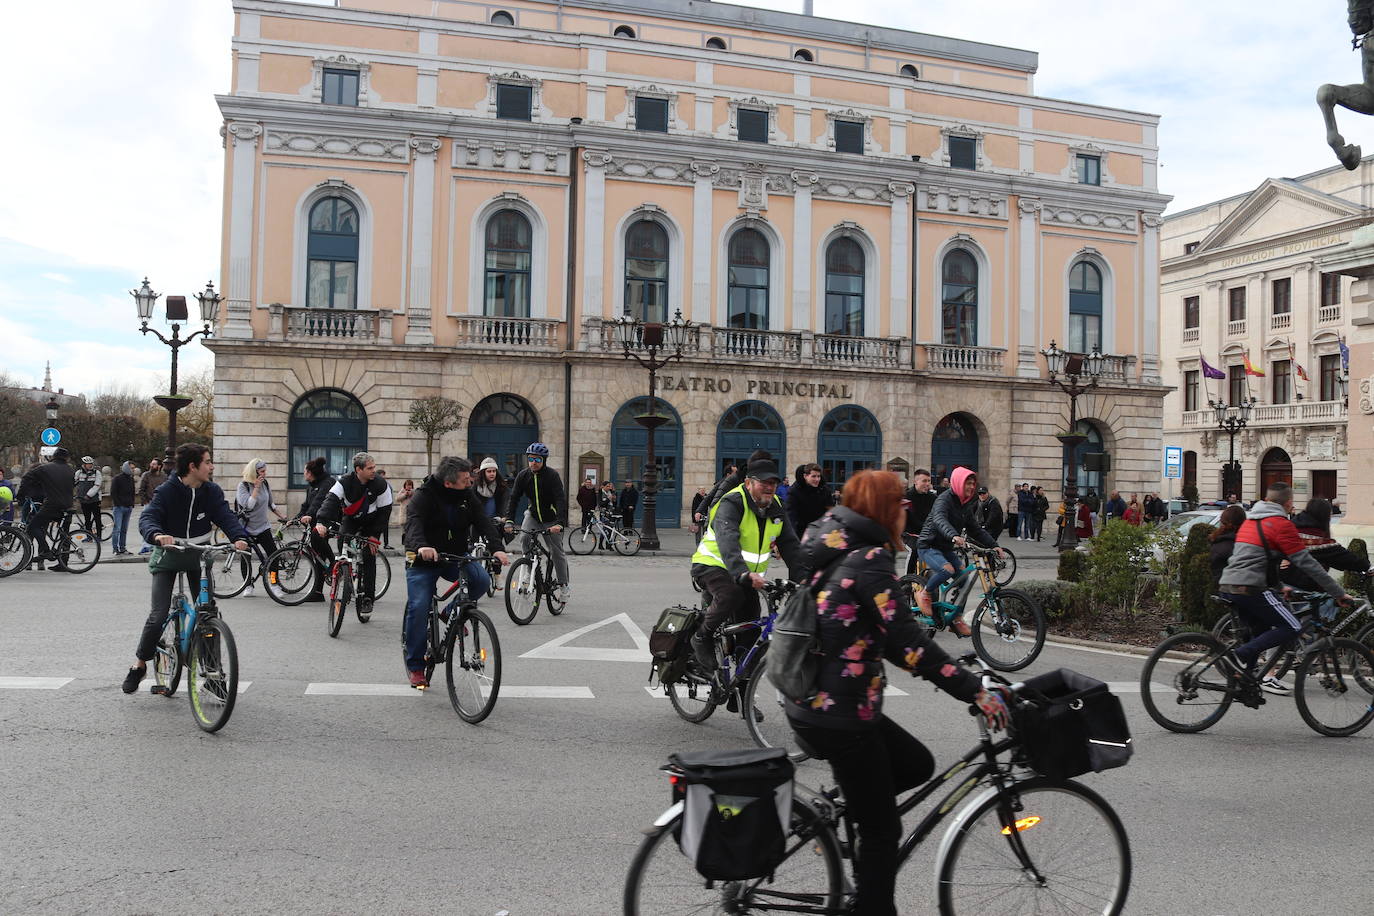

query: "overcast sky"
left=0, top=0, right=1361, bottom=397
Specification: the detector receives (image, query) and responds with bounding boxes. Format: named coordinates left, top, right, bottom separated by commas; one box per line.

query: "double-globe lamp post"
left=1040, top=340, right=1104, bottom=551
left=129, top=278, right=222, bottom=465
left=1208, top=396, right=1255, bottom=501
left=616, top=310, right=692, bottom=551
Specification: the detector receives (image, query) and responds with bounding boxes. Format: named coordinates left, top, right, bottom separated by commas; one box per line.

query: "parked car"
left=1150, top=508, right=1224, bottom=567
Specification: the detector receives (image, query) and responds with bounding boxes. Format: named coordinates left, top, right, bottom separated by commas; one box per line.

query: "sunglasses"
left=527, top=456, right=544, bottom=462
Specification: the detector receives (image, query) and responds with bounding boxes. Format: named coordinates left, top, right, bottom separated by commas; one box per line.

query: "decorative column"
left=888, top=182, right=915, bottom=338
left=582, top=150, right=612, bottom=317
left=1140, top=214, right=1163, bottom=384
left=790, top=170, right=818, bottom=330
left=222, top=121, right=262, bottom=339
left=1016, top=197, right=1042, bottom=377
left=405, top=136, right=441, bottom=345
left=690, top=160, right=718, bottom=324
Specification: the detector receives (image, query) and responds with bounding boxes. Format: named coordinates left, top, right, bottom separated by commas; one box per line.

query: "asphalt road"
left=2, top=549, right=1369, bottom=916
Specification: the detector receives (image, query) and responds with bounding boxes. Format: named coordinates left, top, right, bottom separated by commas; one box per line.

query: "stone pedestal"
left=1324, top=228, right=1374, bottom=540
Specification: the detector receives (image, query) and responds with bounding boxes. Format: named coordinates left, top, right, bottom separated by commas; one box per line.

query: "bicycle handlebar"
left=163, top=540, right=250, bottom=555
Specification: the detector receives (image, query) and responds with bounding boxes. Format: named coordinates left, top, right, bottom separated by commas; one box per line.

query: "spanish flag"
left=1288, top=341, right=1310, bottom=381
left=1243, top=350, right=1265, bottom=377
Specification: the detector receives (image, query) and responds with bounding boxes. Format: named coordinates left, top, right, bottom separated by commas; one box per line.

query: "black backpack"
left=766, top=550, right=855, bottom=703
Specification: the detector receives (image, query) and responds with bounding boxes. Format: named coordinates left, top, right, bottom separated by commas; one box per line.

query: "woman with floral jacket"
left=784, top=469, right=1010, bottom=916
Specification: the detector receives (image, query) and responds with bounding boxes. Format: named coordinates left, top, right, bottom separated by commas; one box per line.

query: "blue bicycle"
left=150, top=541, right=244, bottom=733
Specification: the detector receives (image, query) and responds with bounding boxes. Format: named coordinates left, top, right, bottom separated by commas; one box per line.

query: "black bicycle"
left=418, top=552, right=502, bottom=723
left=626, top=653, right=1132, bottom=915
left=24, top=504, right=100, bottom=574
left=505, top=527, right=566, bottom=625
left=0, top=520, right=33, bottom=576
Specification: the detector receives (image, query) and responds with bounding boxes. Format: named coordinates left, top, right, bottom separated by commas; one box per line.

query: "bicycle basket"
left=1014, top=668, right=1132, bottom=780
left=668, top=747, right=794, bottom=881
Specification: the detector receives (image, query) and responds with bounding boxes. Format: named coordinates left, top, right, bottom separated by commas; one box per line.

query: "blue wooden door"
left=611, top=397, right=682, bottom=528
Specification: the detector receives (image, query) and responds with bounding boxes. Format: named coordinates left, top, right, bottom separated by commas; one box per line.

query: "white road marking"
left=519, top=612, right=651, bottom=662
left=305, top=682, right=592, bottom=698
left=490, top=686, right=594, bottom=699
left=645, top=684, right=909, bottom=698
left=237, top=681, right=252, bottom=694
left=307, top=683, right=419, bottom=697
left=0, top=677, right=72, bottom=690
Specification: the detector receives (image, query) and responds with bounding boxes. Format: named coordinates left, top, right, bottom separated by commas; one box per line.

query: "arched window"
left=1069, top=261, right=1104, bottom=353
left=490, top=10, right=514, bottom=25
left=288, top=389, right=367, bottom=488
left=900, top=63, right=919, bottom=78
left=930, top=413, right=979, bottom=481
left=817, top=405, right=881, bottom=489
left=717, top=401, right=786, bottom=474
left=705, top=36, right=727, bottom=50
left=727, top=228, right=769, bottom=329
left=824, top=237, right=864, bottom=336
left=624, top=220, right=669, bottom=323
left=793, top=48, right=814, bottom=62
left=941, top=249, right=978, bottom=346
left=613, top=24, right=636, bottom=38
left=484, top=210, right=532, bottom=317
left=1065, top=419, right=1105, bottom=494
left=307, top=197, right=359, bottom=309
left=468, top=393, right=540, bottom=480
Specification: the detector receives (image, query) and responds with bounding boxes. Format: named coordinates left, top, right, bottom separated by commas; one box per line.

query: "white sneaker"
left=1260, top=676, right=1291, bottom=696
left=557, top=584, right=571, bottom=603
left=244, top=585, right=255, bottom=597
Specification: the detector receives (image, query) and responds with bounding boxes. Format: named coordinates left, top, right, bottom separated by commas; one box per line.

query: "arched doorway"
left=611, top=397, right=682, bottom=528
left=1260, top=448, right=1293, bottom=497
left=930, top=413, right=980, bottom=482
left=817, top=405, right=881, bottom=489
left=717, top=401, right=786, bottom=477
left=288, top=389, right=367, bottom=489
left=1063, top=420, right=1106, bottom=496
left=467, top=394, right=539, bottom=481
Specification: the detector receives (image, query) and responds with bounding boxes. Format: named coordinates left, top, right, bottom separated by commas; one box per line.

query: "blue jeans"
left=403, top=559, right=491, bottom=672
left=1018, top=511, right=1034, bottom=539
left=918, top=547, right=961, bottom=600
left=111, top=506, right=132, bottom=553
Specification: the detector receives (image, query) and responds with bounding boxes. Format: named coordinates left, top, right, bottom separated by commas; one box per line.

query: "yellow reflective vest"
left=691, top=483, right=783, bottom=575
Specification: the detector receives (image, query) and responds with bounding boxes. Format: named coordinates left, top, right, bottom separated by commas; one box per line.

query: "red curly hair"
left=839, top=470, right=904, bottom=548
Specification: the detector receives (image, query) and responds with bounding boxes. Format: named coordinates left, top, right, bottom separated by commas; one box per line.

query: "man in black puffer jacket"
left=913, top=466, right=1001, bottom=630
left=315, top=451, right=393, bottom=617
left=19, top=447, right=76, bottom=562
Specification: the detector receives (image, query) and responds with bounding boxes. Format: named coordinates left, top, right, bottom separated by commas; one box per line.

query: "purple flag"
left=1339, top=339, right=1350, bottom=371
left=1199, top=356, right=1226, bottom=380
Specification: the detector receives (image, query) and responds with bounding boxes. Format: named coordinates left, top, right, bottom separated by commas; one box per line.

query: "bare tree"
left=408, top=396, right=465, bottom=473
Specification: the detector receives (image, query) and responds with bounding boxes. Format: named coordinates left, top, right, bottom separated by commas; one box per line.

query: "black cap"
left=746, top=459, right=781, bottom=482
left=977, top=486, right=989, bottom=495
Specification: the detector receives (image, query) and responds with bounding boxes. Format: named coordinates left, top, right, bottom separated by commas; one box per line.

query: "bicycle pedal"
left=149, top=685, right=170, bottom=696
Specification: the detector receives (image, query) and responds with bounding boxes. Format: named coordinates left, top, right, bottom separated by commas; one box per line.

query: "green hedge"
left=1057, top=550, right=1086, bottom=583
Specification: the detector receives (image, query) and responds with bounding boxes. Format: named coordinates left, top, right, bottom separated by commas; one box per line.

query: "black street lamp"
left=1041, top=340, right=1105, bottom=551
left=131, top=277, right=221, bottom=465
left=1209, top=395, right=1256, bottom=501
left=616, top=310, right=691, bottom=551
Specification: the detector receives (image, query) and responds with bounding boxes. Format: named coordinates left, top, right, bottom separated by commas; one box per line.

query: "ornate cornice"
left=920, top=185, right=1007, bottom=218
left=409, top=136, right=442, bottom=156
left=264, top=130, right=406, bottom=161
left=458, top=138, right=564, bottom=173
left=1040, top=203, right=1137, bottom=234
left=224, top=121, right=263, bottom=143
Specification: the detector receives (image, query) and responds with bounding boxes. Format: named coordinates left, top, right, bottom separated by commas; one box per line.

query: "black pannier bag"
left=668, top=747, right=794, bottom=881
left=1014, top=668, right=1133, bottom=780
left=648, top=605, right=700, bottom=687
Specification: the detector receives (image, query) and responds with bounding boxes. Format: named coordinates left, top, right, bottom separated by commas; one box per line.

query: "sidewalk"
left=634, top=526, right=1068, bottom=560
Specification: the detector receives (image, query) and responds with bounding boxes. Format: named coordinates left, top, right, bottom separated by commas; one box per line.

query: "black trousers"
left=135, top=570, right=180, bottom=661
left=80, top=501, right=102, bottom=536
left=788, top=717, right=934, bottom=916
left=693, top=566, right=760, bottom=637
left=26, top=507, right=64, bottom=556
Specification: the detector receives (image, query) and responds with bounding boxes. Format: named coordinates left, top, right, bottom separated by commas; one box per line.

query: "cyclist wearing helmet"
left=74, top=456, right=104, bottom=540
left=502, top=442, right=570, bottom=600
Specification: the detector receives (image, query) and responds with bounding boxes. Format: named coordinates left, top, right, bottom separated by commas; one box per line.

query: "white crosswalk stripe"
left=0, top=677, right=73, bottom=689
left=305, top=682, right=593, bottom=698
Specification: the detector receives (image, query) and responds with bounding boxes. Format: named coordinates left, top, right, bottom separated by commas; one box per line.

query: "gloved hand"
left=974, top=687, right=1011, bottom=732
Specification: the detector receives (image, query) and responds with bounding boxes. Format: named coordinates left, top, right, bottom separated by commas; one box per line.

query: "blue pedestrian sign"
left=1163, top=445, right=1182, bottom=479
left=40, top=428, right=61, bottom=446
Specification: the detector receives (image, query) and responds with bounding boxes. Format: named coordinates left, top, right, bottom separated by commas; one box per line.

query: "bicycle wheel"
left=614, top=527, right=643, bottom=557
left=1211, top=611, right=1239, bottom=646
left=666, top=668, right=716, bottom=723
left=624, top=797, right=844, bottom=916
left=990, top=547, right=1017, bottom=586
left=970, top=589, right=1045, bottom=672
left=742, top=655, right=809, bottom=763
left=373, top=550, right=392, bottom=600
left=542, top=556, right=567, bottom=616
left=187, top=617, right=238, bottom=733
left=211, top=526, right=229, bottom=546
left=567, top=525, right=597, bottom=555
left=55, top=527, right=99, bottom=574
left=153, top=613, right=184, bottom=696
left=1294, top=637, right=1374, bottom=737
left=485, top=559, right=501, bottom=597
left=505, top=557, right=539, bottom=625
left=0, top=525, right=33, bottom=577
left=98, top=511, right=114, bottom=542
left=212, top=550, right=252, bottom=599
left=328, top=570, right=351, bottom=638
left=1139, top=631, right=1234, bottom=733
left=265, top=545, right=317, bottom=606
left=936, top=777, right=1130, bottom=916
left=446, top=607, right=502, bottom=723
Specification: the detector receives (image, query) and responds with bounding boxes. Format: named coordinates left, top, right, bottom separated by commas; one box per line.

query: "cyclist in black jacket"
left=295, top=456, right=334, bottom=602
left=19, top=447, right=76, bottom=562
left=315, top=452, right=392, bottom=616
left=502, top=442, right=570, bottom=599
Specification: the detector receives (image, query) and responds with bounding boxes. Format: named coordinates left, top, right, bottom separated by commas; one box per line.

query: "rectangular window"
left=495, top=83, right=533, bottom=121
left=1271, top=360, right=1291, bottom=405
left=634, top=96, right=669, bottom=133
left=1184, top=370, right=1200, bottom=412
left=1184, top=296, right=1200, bottom=329
left=948, top=136, right=976, bottom=170
left=1271, top=277, right=1291, bottom=314
left=1228, top=365, right=1247, bottom=407
left=1228, top=287, right=1246, bottom=321
left=1184, top=241, right=1200, bottom=255
left=1321, top=272, right=1342, bottom=306
left=1320, top=353, right=1341, bottom=401
left=737, top=107, right=768, bottom=143
left=834, top=120, right=864, bottom=155
left=1076, top=154, right=1101, bottom=185
left=322, top=68, right=359, bottom=106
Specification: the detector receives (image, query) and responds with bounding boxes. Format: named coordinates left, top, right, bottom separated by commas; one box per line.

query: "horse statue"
left=1319, top=0, right=1374, bottom=170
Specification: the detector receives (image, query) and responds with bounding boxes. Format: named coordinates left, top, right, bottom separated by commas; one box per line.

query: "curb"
left=1042, top=632, right=1154, bottom=658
